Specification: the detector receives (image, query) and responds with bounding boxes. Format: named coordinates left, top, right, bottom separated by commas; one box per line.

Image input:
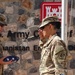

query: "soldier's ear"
left=49, top=24, right=53, bottom=29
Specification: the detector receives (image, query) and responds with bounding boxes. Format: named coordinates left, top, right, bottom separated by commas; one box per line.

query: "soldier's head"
left=38, top=16, right=61, bottom=40
left=0, top=14, right=7, bottom=32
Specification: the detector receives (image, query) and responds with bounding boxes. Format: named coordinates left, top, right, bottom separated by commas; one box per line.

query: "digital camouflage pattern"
left=39, top=34, right=69, bottom=75
left=0, top=39, right=3, bottom=75
left=0, top=14, right=7, bottom=75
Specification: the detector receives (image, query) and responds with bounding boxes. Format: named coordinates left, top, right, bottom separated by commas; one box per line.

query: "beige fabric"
left=39, top=34, right=69, bottom=75
left=0, top=39, right=4, bottom=75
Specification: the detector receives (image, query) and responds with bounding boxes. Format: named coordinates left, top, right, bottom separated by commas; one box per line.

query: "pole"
left=61, top=0, right=68, bottom=44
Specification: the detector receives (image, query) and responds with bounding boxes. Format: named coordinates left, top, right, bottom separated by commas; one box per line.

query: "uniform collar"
left=43, top=34, right=57, bottom=47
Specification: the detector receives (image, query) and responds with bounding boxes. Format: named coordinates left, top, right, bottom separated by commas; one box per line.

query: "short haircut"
left=48, top=22, right=61, bottom=29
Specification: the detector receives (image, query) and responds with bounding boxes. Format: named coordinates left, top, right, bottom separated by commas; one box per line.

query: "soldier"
left=38, top=16, right=69, bottom=75
left=0, top=14, right=12, bottom=75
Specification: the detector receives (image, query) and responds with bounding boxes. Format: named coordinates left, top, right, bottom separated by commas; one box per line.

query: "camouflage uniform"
left=39, top=34, right=68, bottom=75
left=0, top=14, right=7, bottom=75
left=0, top=39, right=3, bottom=75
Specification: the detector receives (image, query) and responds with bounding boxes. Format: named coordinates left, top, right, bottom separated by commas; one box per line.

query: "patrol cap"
left=0, top=14, right=7, bottom=26
left=39, top=16, right=61, bottom=29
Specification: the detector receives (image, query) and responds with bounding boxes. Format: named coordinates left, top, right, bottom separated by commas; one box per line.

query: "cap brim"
left=39, top=21, right=50, bottom=28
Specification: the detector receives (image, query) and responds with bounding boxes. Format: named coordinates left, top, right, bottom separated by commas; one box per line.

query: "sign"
left=41, top=2, right=62, bottom=21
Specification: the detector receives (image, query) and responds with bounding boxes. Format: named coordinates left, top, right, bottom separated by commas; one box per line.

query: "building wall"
left=67, top=0, right=75, bottom=75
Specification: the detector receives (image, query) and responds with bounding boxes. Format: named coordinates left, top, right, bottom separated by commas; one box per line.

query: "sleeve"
left=0, top=45, right=3, bottom=58
left=52, top=44, right=68, bottom=75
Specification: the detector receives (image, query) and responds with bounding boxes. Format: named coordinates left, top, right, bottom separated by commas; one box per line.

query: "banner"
left=41, top=2, right=61, bottom=21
